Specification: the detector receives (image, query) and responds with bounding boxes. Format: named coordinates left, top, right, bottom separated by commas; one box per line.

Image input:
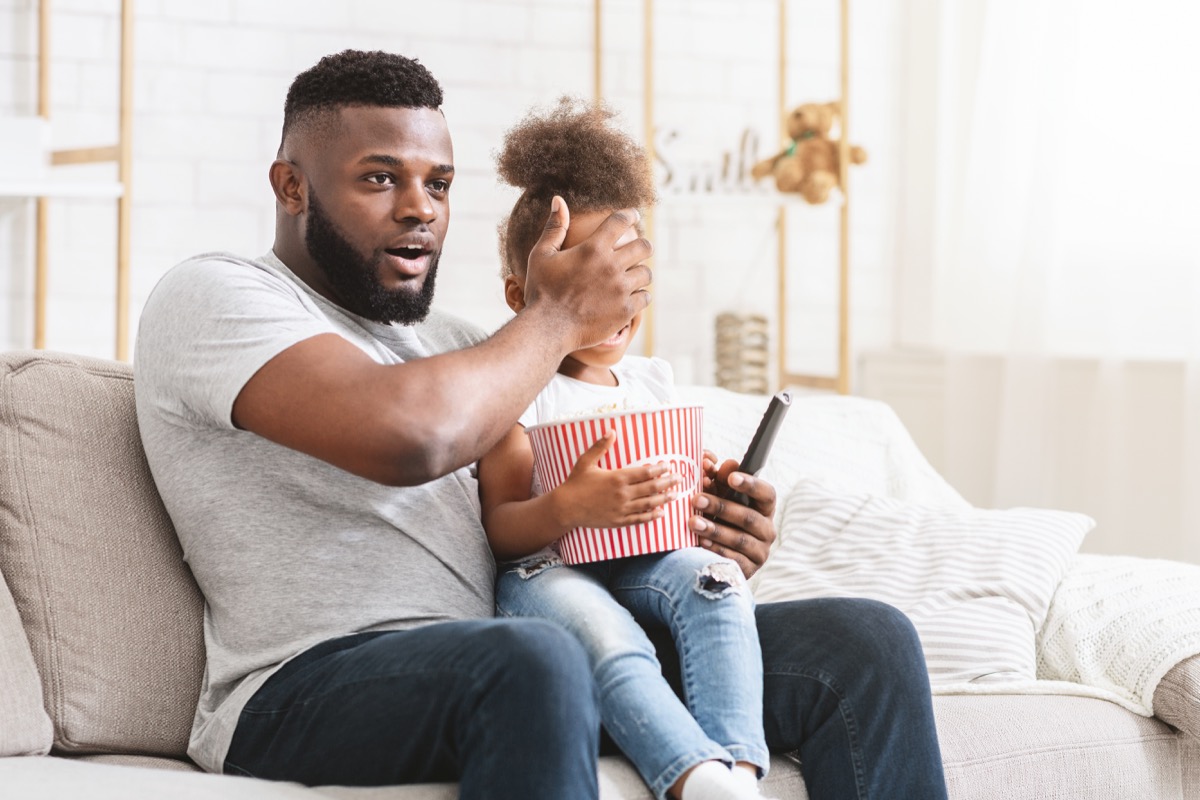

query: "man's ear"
left=504, top=275, right=527, bottom=313
left=269, top=159, right=307, bottom=216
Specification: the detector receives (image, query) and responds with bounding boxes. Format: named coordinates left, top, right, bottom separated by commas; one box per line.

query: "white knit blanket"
left=1033, top=553, right=1200, bottom=715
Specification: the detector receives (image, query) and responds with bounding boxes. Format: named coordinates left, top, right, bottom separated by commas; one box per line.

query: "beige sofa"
left=2, top=349, right=1199, bottom=799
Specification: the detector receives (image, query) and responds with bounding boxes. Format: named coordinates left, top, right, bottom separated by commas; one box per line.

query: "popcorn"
left=550, top=399, right=674, bottom=422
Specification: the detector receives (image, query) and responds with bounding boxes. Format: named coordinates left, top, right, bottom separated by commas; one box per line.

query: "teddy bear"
left=750, top=101, right=867, bottom=204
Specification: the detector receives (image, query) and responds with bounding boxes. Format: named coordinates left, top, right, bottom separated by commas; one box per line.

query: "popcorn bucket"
left=526, top=405, right=704, bottom=565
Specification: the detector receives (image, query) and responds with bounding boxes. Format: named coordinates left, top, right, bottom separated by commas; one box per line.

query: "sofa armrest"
left=1154, top=655, right=1200, bottom=741
left=0, top=565, right=52, bottom=756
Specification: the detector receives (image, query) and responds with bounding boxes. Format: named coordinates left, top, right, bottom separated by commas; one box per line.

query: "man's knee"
left=852, top=598, right=921, bottom=646
left=485, top=619, right=599, bottom=710
left=757, top=597, right=924, bottom=672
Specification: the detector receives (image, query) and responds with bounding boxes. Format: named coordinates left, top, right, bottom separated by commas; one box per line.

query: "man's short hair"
left=281, top=50, right=443, bottom=145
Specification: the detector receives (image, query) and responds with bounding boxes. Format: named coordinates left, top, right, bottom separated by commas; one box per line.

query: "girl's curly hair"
left=496, top=97, right=656, bottom=279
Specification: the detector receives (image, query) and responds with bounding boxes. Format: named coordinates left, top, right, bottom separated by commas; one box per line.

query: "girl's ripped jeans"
left=496, top=548, right=769, bottom=800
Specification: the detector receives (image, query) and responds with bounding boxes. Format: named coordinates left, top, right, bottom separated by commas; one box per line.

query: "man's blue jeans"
left=224, top=598, right=948, bottom=800
left=495, top=549, right=769, bottom=799
left=223, top=619, right=601, bottom=798
left=730, top=599, right=947, bottom=800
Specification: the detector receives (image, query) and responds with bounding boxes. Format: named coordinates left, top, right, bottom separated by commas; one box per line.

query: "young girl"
left=478, top=98, right=772, bottom=800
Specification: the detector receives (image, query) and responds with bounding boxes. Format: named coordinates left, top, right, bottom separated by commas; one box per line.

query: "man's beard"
left=304, top=189, right=439, bottom=324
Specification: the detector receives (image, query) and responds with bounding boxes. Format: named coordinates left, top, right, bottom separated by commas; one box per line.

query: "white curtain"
left=907, top=0, right=1200, bottom=562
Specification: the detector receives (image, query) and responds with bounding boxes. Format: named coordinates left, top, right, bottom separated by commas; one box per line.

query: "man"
left=135, top=50, right=948, bottom=800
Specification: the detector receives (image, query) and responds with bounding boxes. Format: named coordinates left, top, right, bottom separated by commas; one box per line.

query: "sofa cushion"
left=0, top=754, right=809, bottom=800
left=935, top=694, right=1196, bottom=798
left=0, top=350, right=205, bottom=757
left=0, top=563, right=52, bottom=756
left=0, top=756, right=318, bottom=799
left=1154, top=654, right=1200, bottom=741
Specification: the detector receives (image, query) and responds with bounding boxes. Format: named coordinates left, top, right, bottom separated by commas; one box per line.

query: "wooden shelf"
left=26, top=0, right=134, bottom=360
left=0, top=180, right=125, bottom=199
left=593, top=0, right=852, bottom=394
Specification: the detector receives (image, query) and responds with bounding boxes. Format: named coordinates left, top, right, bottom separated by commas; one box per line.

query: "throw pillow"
left=753, top=479, right=1093, bottom=684
left=0, top=351, right=205, bottom=757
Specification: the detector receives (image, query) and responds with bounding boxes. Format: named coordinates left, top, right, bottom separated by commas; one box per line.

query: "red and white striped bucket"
left=526, top=405, right=704, bottom=565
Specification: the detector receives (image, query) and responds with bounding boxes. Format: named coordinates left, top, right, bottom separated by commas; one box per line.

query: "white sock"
left=730, top=766, right=759, bottom=792
left=732, top=765, right=780, bottom=800
left=679, top=760, right=762, bottom=800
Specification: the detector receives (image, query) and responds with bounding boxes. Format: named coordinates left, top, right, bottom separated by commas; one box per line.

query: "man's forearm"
left=400, top=305, right=578, bottom=478
left=232, top=303, right=578, bottom=488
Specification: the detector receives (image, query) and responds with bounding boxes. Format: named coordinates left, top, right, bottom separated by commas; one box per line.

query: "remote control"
left=716, top=391, right=792, bottom=508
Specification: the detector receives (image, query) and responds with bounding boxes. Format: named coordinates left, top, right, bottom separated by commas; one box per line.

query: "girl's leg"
left=496, top=556, right=731, bottom=800
left=608, top=549, right=769, bottom=776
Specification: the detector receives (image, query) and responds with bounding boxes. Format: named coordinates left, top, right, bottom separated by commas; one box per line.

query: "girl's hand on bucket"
left=557, top=431, right=680, bottom=529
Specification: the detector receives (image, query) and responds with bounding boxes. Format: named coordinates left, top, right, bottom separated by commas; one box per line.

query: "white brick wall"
left=1, top=0, right=903, bottom=386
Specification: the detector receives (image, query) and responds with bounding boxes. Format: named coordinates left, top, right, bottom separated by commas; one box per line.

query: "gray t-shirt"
left=134, top=251, right=495, bottom=773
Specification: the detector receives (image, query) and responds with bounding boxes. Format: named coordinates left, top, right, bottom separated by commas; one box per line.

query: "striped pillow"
left=753, top=479, right=1093, bottom=684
